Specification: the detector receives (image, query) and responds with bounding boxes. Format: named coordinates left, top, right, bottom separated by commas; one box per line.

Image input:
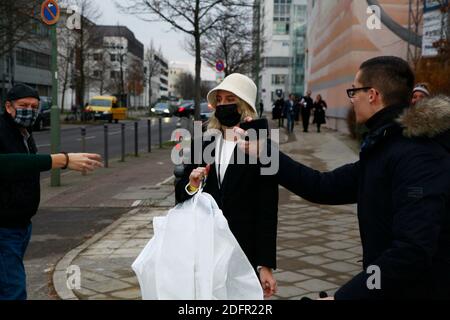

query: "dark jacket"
left=278, top=96, right=450, bottom=299
left=301, top=96, right=313, bottom=117
left=313, top=100, right=327, bottom=125
left=175, top=136, right=279, bottom=270
left=0, top=113, right=40, bottom=228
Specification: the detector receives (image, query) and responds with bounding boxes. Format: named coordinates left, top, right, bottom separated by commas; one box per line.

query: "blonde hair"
left=208, top=98, right=257, bottom=130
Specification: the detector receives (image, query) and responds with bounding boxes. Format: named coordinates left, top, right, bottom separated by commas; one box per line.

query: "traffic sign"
left=41, top=0, right=60, bottom=25
left=215, top=60, right=225, bottom=73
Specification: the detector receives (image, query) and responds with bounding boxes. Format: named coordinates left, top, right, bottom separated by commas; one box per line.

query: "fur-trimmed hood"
left=398, top=95, right=450, bottom=151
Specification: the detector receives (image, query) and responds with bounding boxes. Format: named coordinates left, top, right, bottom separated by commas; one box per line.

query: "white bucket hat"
left=207, top=73, right=257, bottom=112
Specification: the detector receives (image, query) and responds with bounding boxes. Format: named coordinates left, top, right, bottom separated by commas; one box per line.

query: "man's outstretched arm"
left=278, top=151, right=359, bottom=205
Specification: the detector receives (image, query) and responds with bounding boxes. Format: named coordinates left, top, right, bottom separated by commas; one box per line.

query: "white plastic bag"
left=132, top=189, right=263, bottom=300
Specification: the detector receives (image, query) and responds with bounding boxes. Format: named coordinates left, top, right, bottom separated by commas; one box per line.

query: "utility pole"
left=254, top=0, right=262, bottom=106
left=50, top=22, right=61, bottom=187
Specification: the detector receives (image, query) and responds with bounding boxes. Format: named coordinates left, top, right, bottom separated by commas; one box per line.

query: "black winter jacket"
left=278, top=96, right=450, bottom=299
left=0, top=113, right=40, bottom=228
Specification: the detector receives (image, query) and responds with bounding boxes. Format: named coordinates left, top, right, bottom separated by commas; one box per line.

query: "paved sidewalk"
left=53, top=123, right=362, bottom=300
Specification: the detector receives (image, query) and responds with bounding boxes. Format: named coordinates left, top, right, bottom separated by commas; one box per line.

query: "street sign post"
left=41, top=0, right=61, bottom=186
left=215, top=60, right=225, bottom=73
left=41, top=0, right=60, bottom=25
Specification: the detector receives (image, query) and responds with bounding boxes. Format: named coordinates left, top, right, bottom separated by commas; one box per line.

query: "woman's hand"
left=189, top=165, right=210, bottom=188
left=259, top=267, right=277, bottom=298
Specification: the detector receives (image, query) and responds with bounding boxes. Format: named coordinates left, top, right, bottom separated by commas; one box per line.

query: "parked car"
left=173, top=100, right=195, bottom=118
left=151, top=102, right=175, bottom=117
left=33, top=97, right=52, bottom=131
left=200, top=103, right=214, bottom=131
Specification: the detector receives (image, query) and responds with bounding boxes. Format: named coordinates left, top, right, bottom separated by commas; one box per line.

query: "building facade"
left=143, top=46, right=169, bottom=106
left=306, top=0, right=421, bottom=132
left=256, top=0, right=308, bottom=111
left=0, top=21, right=52, bottom=106
left=168, top=62, right=190, bottom=98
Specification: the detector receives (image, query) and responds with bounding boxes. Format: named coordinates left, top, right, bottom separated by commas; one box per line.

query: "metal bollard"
left=159, top=117, right=163, bottom=149
left=81, top=127, right=86, bottom=176
left=81, top=127, right=86, bottom=153
left=147, top=119, right=152, bottom=153
left=134, top=121, right=139, bottom=157
left=121, top=123, right=126, bottom=162
left=104, top=124, right=109, bottom=168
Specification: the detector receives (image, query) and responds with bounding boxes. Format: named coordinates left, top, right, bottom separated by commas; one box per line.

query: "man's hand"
left=67, top=153, right=103, bottom=172
left=259, top=267, right=277, bottom=298
left=234, top=117, right=267, bottom=158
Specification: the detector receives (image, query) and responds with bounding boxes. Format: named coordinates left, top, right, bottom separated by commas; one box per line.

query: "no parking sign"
left=41, top=0, right=60, bottom=25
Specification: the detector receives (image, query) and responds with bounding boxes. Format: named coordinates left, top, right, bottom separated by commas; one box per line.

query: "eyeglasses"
left=346, top=87, right=372, bottom=98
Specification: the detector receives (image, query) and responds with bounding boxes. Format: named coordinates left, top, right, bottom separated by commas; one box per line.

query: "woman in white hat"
left=175, top=73, right=278, bottom=298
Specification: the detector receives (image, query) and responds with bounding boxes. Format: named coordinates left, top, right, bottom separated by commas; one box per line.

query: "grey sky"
left=94, top=0, right=215, bottom=80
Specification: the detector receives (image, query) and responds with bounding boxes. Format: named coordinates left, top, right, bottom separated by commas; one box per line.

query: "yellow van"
left=86, top=96, right=127, bottom=123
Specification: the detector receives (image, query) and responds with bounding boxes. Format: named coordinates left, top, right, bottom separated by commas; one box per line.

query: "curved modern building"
left=306, top=0, right=422, bottom=132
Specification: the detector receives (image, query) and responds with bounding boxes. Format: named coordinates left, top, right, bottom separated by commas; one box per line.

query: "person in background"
left=284, top=94, right=296, bottom=134
left=300, top=90, right=313, bottom=132
left=313, top=94, right=327, bottom=133
left=259, top=100, right=264, bottom=118
left=411, top=83, right=430, bottom=105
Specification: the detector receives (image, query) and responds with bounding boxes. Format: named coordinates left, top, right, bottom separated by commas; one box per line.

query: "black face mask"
left=215, top=104, right=241, bottom=127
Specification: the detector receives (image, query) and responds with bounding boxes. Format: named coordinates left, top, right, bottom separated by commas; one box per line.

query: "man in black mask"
left=0, top=84, right=41, bottom=300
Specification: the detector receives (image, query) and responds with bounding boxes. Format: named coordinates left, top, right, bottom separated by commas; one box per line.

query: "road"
left=33, top=117, right=181, bottom=179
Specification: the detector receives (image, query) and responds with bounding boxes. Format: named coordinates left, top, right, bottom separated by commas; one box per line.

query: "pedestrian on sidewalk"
left=294, top=95, right=301, bottom=125
left=0, top=84, right=103, bottom=300
left=175, top=73, right=278, bottom=298
left=313, top=94, right=327, bottom=133
left=283, top=94, right=296, bottom=134
left=259, top=100, right=264, bottom=118
left=300, top=90, right=313, bottom=132
left=237, top=56, right=450, bottom=300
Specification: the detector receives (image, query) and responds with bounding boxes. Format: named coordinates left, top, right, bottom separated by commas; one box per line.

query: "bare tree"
left=186, top=13, right=254, bottom=76
left=127, top=57, right=144, bottom=107
left=91, top=51, right=113, bottom=96
left=144, top=41, right=162, bottom=106
left=116, top=0, right=247, bottom=120
left=0, top=1, right=43, bottom=86
left=60, top=0, right=100, bottom=112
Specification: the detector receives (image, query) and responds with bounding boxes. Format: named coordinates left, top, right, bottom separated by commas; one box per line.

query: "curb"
left=52, top=207, right=140, bottom=300
left=52, top=175, right=174, bottom=300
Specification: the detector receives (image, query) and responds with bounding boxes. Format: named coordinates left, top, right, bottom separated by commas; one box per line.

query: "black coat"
left=175, top=136, right=279, bottom=270
left=313, top=100, right=327, bottom=125
left=278, top=98, right=450, bottom=299
left=301, top=96, right=313, bottom=118
left=0, top=113, right=40, bottom=228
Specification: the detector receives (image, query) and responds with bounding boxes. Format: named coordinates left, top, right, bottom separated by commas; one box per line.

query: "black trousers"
left=302, top=112, right=310, bottom=132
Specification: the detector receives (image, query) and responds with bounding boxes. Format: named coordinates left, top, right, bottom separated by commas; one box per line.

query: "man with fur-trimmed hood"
left=273, top=56, right=450, bottom=299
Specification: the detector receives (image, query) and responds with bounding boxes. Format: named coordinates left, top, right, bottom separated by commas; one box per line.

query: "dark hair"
left=358, top=56, right=415, bottom=107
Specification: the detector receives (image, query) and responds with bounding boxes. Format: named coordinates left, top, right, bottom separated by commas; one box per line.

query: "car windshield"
left=90, top=99, right=112, bottom=107
left=155, top=103, right=168, bottom=109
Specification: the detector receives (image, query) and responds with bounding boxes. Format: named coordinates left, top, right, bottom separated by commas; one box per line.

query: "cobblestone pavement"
left=53, top=124, right=362, bottom=300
